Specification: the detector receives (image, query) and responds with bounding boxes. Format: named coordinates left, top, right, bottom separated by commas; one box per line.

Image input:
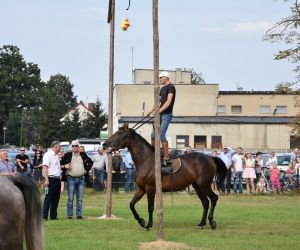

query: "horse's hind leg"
left=207, top=188, right=218, bottom=230
left=192, top=183, right=209, bottom=229
left=130, top=188, right=146, bottom=228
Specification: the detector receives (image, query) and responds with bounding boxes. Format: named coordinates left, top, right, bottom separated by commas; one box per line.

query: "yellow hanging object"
left=121, top=18, right=130, bottom=31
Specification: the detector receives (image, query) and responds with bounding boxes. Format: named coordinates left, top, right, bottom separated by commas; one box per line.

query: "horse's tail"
left=212, top=157, right=227, bottom=191
left=9, top=176, right=44, bottom=250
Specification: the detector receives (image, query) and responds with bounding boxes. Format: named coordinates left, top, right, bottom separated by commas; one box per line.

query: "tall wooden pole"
left=105, top=0, right=115, bottom=218
left=153, top=0, right=164, bottom=240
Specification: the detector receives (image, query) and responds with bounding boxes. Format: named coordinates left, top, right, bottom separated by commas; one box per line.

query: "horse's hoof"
left=210, top=221, right=217, bottom=230
left=138, top=218, right=146, bottom=228
left=143, top=227, right=150, bottom=232
left=196, top=224, right=205, bottom=229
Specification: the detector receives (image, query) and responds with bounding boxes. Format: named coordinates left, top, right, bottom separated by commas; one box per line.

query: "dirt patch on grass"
left=139, top=240, right=197, bottom=250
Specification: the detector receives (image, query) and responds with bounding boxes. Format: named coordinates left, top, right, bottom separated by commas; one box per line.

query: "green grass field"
left=44, top=189, right=300, bottom=250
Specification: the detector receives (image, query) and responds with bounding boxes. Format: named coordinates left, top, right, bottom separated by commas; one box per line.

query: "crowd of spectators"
left=210, top=146, right=300, bottom=194
left=1, top=142, right=299, bottom=219
left=0, top=141, right=136, bottom=220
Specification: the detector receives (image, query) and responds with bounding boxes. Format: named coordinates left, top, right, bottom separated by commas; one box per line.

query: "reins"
left=132, top=116, right=153, bottom=131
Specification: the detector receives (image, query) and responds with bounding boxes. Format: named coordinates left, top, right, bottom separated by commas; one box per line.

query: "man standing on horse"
left=147, top=71, right=176, bottom=172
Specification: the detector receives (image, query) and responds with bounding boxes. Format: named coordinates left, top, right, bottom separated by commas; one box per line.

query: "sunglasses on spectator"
left=20, top=150, right=25, bottom=151
left=72, top=145, right=79, bottom=147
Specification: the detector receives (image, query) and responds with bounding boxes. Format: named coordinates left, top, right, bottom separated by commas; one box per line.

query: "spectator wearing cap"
left=61, top=140, right=93, bottom=219
left=42, top=141, right=62, bottom=220
left=146, top=71, right=176, bottom=174
left=219, top=146, right=234, bottom=194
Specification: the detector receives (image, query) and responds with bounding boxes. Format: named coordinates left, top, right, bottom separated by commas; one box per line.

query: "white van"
left=60, top=141, right=70, bottom=152
left=77, top=138, right=104, bottom=152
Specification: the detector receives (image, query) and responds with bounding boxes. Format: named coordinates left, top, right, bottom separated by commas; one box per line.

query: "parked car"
left=275, top=153, right=292, bottom=171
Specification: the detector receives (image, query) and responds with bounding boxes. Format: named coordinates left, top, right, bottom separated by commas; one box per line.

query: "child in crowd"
left=286, top=163, right=295, bottom=187
left=269, top=164, right=281, bottom=193
left=256, top=176, right=266, bottom=193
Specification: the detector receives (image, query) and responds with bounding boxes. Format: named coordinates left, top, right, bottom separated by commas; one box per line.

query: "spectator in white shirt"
left=232, top=147, right=245, bottom=194
left=42, top=141, right=61, bottom=220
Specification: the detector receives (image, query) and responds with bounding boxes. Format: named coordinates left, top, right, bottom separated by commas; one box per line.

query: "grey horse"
left=0, top=175, right=44, bottom=250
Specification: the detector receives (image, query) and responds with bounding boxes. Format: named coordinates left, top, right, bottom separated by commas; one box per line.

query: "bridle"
left=106, top=116, right=153, bottom=152
left=132, top=116, right=153, bottom=131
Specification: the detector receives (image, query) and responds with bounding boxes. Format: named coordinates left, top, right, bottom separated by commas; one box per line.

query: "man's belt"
left=49, top=175, right=60, bottom=178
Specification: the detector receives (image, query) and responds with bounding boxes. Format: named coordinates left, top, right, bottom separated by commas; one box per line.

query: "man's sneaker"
left=77, top=216, right=83, bottom=220
left=68, top=217, right=72, bottom=219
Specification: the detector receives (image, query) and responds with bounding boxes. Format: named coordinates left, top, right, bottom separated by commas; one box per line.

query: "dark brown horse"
left=0, top=175, right=44, bottom=250
left=103, top=124, right=227, bottom=231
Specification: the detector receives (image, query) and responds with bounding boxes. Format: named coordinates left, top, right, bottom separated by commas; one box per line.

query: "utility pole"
left=20, top=112, right=24, bottom=146
left=105, top=0, right=115, bottom=218
left=153, top=0, right=164, bottom=240
left=3, top=126, right=7, bottom=146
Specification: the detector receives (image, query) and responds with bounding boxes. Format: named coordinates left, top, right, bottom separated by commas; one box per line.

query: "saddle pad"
left=170, top=158, right=181, bottom=174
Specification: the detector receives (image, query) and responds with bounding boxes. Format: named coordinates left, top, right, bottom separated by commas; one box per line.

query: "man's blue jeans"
left=125, top=168, right=135, bottom=192
left=67, top=176, right=85, bottom=218
left=151, top=113, right=173, bottom=141
left=94, top=169, right=106, bottom=192
left=233, top=171, right=243, bottom=193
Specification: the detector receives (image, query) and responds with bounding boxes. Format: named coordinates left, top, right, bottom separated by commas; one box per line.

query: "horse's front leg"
left=144, top=187, right=155, bottom=231
left=130, top=188, right=146, bottom=228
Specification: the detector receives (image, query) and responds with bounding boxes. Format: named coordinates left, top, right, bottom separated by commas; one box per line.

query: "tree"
left=265, top=1, right=300, bottom=136
left=274, top=82, right=297, bottom=93
left=38, top=74, right=77, bottom=146
left=46, top=74, right=77, bottom=113
left=0, top=45, right=44, bottom=144
left=81, top=99, right=107, bottom=138
left=176, top=68, right=205, bottom=84
left=264, top=0, right=300, bottom=86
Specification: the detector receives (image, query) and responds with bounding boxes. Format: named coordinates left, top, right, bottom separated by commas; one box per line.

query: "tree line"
left=0, top=45, right=107, bottom=147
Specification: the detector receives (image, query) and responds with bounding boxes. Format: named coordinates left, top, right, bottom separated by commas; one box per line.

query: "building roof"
left=219, top=90, right=298, bottom=95
left=60, top=101, right=94, bottom=123
left=120, top=116, right=294, bottom=125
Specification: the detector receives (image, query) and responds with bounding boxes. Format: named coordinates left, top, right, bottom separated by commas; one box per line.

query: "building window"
left=194, top=136, right=206, bottom=149
left=275, top=105, right=287, bottom=114
left=143, top=81, right=151, bottom=85
left=217, top=105, right=225, bottom=113
left=231, top=105, right=242, bottom=114
left=176, top=135, right=189, bottom=148
left=211, top=136, right=222, bottom=149
left=260, top=105, right=271, bottom=114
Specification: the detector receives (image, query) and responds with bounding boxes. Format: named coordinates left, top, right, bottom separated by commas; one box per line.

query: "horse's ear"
left=123, top=123, right=129, bottom=131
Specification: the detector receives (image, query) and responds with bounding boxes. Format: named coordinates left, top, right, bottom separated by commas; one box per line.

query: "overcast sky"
left=0, top=0, right=295, bottom=111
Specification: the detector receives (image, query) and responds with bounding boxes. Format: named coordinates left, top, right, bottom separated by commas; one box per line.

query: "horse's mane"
left=129, top=128, right=154, bottom=151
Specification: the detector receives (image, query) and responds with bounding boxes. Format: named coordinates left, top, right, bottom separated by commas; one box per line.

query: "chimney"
left=88, top=103, right=96, bottom=111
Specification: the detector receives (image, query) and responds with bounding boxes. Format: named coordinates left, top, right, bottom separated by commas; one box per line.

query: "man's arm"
left=232, top=156, right=236, bottom=172
left=61, top=153, right=71, bottom=169
left=42, top=165, right=49, bottom=186
left=83, top=153, right=93, bottom=172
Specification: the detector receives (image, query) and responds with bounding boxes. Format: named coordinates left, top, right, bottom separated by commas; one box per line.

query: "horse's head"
left=103, top=123, right=133, bottom=153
